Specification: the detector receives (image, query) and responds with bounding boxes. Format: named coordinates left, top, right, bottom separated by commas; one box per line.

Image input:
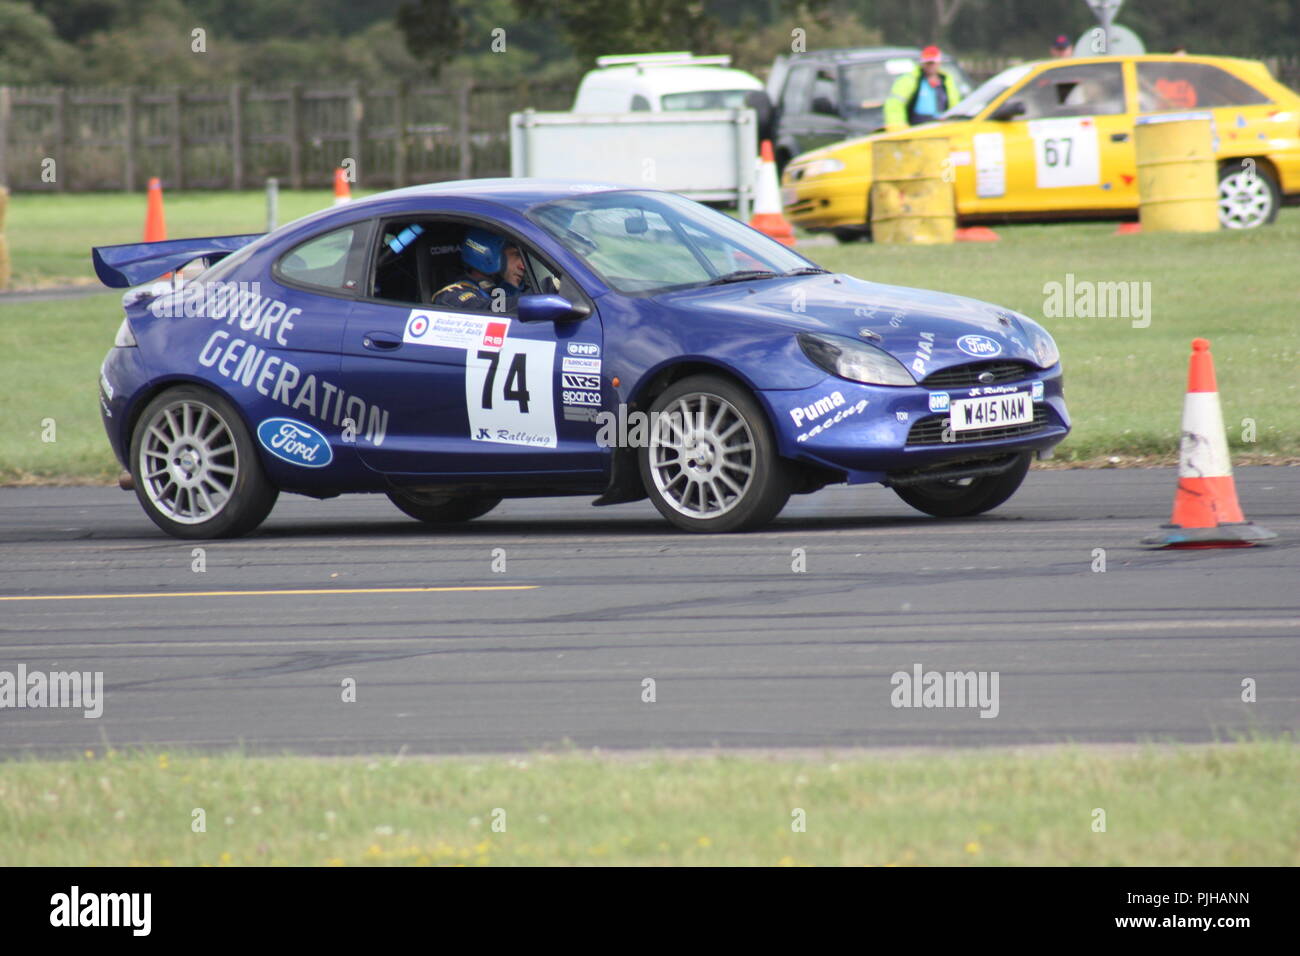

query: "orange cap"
left=921, top=45, right=942, bottom=62
left=1187, top=338, right=1217, bottom=394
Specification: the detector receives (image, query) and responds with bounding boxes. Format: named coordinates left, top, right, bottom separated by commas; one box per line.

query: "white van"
left=572, top=52, right=766, bottom=113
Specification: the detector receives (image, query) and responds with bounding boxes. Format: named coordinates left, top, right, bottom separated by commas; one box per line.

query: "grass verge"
left=1, top=742, right=1296, bottom=866
left=5, top=189, right=374, bottom=289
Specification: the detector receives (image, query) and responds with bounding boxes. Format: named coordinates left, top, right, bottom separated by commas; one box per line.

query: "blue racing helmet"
left=462, top=228, right=507, bottom=276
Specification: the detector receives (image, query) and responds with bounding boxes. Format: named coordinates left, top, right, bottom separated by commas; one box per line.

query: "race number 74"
left=476, top=349, right=530, bottom=412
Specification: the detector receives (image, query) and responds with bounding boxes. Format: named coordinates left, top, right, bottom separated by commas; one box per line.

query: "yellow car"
left=782, top=54, right=1300, bottom=237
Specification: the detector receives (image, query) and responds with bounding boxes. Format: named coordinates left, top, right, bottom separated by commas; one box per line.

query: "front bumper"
left=761, top=366, right=1069, bottom=484
left=781, top=174, right=871, bottom=231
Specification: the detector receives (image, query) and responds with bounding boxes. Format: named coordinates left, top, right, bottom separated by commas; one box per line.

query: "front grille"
left=921, top=361, right=1034, bottom=389
left=906, top=407, right=1050, bottom=446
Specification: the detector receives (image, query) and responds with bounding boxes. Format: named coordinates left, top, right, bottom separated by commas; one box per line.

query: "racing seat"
left=424, top=233, right=469, bottom=305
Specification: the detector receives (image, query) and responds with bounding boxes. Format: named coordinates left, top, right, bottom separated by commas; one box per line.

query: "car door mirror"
left=517, top=293, right=591, bottom=323
left=811, top=95, right=839, bottom=117
left=991, top=100, right=1026, bottom=121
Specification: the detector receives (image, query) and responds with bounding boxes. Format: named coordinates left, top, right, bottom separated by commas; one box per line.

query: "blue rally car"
left=94, top=179, right=1069, bottom=538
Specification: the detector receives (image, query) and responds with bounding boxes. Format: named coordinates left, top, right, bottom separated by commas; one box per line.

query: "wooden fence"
left=0, top=82, right=574, bottom=192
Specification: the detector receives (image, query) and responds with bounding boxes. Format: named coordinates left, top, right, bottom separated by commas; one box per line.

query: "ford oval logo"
left=957, top=334, right=1003, bottom=358
left=257, top=417, right=332, bottom=468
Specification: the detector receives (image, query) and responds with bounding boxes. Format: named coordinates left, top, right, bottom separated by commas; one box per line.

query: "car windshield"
left=528, top=190, right=815, bottom=295
left=842, top=60, right=912, bottom=112
left=942, top=63, right=1034, bottom=119
left=661, top=89, right=756, bottom=110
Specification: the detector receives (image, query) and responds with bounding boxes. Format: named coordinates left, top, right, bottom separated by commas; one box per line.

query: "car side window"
left=368, top=218, right=583, bottom=314
left=1010, top=63, right=1126, bottom=119
left=781, top=65, right=813, bottom=115
left=276, top=223, right=369, bottom=292
left=843, top=61, right=898, bottom=112
left=1136, top=62, right=1271, bottom=111
left=630, top=94, right=651, bottom=111
left=809, top=68, right=840, bottom=113
left=525, top=251, right=590, bottom=310
left=371, top=219, right=439, bottom=305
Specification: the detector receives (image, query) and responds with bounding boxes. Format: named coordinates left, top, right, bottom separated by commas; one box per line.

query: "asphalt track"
left=1, top=467, right=1296, bottom=756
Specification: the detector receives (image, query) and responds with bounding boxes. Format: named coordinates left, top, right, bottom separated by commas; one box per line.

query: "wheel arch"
left=123, top=375, right=269, bottom=475
left=628, top=360, right=762, bottom=415
left=1218, top=154, right=1279, bottom=183
left=627, top=360, right=836, bottom=494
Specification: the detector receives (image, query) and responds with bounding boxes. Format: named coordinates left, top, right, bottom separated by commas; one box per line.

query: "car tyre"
left=1218, top=160, right=1279, bottom=229
left=387, top=490, right=501, bottom=524
left=638, top=374, right=793, bottom=533
left=832, top=228, right=867, bottom=244
left=130, top=385, right=278, bottom=539
left=892, top=453, right=1031, bottom=518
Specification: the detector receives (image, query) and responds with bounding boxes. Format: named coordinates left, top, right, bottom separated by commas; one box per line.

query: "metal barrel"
left=869, top=138, right=954, bottom=244
left=1135, top=115, right=1219, bottom=232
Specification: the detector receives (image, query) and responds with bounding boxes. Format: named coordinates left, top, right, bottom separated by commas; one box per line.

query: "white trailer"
left=509, top=108, right=759, bottom=219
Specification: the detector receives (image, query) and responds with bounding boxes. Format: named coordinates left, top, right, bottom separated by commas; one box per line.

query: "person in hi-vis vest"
left=883, top=46, right=963, bottom=131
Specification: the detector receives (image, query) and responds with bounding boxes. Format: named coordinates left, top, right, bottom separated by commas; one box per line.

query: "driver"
left=432, top=228, right=527, bottom=311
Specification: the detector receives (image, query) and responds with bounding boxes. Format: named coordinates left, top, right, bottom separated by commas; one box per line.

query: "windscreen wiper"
left=780, top=267, right=831, bottom=276
left=705, top=270, right=780, bottom=286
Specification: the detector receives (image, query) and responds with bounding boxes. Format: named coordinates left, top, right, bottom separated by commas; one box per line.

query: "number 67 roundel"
left=465, top=339, right=557, bottom=448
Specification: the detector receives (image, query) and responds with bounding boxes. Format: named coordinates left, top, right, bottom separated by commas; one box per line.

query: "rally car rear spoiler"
left=92, top=234, right=264, bottom=288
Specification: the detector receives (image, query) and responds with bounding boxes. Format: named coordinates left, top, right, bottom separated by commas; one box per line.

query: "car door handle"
left=362, top=331, right=402, bottom=351
left=1111, top=132, right=1129, bottom=142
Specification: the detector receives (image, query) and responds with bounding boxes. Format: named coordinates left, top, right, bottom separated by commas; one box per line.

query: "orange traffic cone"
left=143, top=177, right=167, bottom=242
left=955, top=226, right=999, bottom=242
left=1114, top=221, right=1141, bottom=235
left=333, top=167, right=352, bottom=205
left=750, top=141, right=795, bottom=246
left=1142, top=339, right=1277, bottom=548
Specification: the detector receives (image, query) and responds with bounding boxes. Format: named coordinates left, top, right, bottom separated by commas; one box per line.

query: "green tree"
left=721, top=6, right=883, bottom=77
left=512, top=0, right=716, bottom=65
left=73, top=18, right=241, bottom=86
left=30, top=0, right=190, bottom=44
left=186, top=0, right=405, bottom=41
left=0, top=1, right=78, bottom=83
left=396, top=0, right=579, bottom=82
left=395, top=0, right=467, bottom=78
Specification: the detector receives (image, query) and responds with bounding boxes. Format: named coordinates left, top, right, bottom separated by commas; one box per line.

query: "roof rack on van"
left=594, top=52, right=733, bottom=69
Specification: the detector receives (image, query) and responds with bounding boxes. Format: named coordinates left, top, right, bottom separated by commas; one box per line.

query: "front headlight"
left=793, top=158, right=845, bottom=179
left=798, top=332, right=915, bottom=386
left=1028, top=326, right=1060, bottom=368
